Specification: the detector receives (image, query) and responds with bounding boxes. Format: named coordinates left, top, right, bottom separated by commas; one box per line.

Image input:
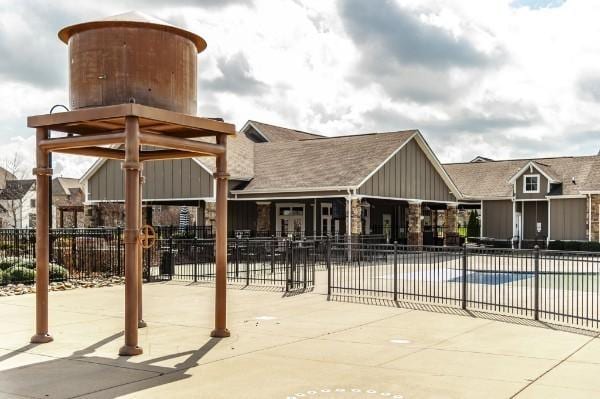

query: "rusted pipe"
left=140, top=149, right=201, bottom=161
left=30, top=127, right=53, bottom=344
left=210, top=133, right=230, bottom=338
left=38, top=132, right=125, bottom=150
left=119, top=116, right=143, bottom=356
left=139, top=132, right=224, bottom=155
left=53, top=147, right=125, bottom=160
left=138, top=171, right=146, bottom=329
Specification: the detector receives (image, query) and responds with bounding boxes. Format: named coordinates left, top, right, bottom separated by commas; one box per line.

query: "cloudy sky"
left=0, top=0, right=598, bottom=178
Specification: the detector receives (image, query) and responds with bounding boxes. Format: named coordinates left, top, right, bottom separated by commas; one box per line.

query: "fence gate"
left=285, top=241, right=315, bottom=292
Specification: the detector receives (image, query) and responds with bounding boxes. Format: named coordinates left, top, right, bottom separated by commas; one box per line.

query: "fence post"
left=393, top=241, right=398, bottom=302
left=462, top=244, right=467, bottom=310
left=193, top=238, right=198, bottom=283
left=270, top=235, right=276, bottom=274
left=117, top=226, right=122, bottom=275
left=234, top=237, right=239, bottom=278
left=168, top=236, right=174, bottom=280
left=326, top=236, right=332, bottom=296
left=286, top=240, right=292, bottom=292
left=534, top=245, right=540, bottom=321
left=245, top=238, right=250, bottom=287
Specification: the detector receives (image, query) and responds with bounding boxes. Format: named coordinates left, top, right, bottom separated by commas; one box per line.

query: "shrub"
left=16, top=259, right=36, bottom=269
left=0, top=269, right=7, bottom=285
left=548, top=240, right=564, bottom=251
left=49, top=263, right=69, bottom=281
left=548, top=240, right=600, bottom=252
left=563, top=241, right=582, bottom=251
left=580, top=241, right=600, bottom=252
left=6, top=266, right=36, bottom=283
left=0, top=256, right=19, bottom=271
left=466, top=211, right=480, bottom=239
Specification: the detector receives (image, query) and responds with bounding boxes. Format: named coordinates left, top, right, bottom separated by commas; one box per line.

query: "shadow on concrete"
left=0, top=331, right=222, bottom=398
left=328, top=294, right=600, bottom=337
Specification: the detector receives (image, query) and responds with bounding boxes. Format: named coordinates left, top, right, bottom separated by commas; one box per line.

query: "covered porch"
left=228, top=195, right=464, bottom=246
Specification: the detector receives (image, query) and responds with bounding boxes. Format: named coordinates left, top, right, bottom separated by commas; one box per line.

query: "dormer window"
left=524, top=174, right=540, bottom=193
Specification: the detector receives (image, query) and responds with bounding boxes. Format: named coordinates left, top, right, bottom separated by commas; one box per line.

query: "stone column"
left=256, top=202, right=271, bottom=234
left=83, top=204, right=99, bottom=227
left=591, top=195, right=600, bottom=242
left=351, top=198, right=362, bottom=235
left=407, top=201, right=423, bottom=246
left=444, top=203, right=460, bottom=246
left=204, top=201, right=217, bottom=232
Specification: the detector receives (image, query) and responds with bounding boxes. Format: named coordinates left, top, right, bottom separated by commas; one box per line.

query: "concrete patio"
left=1, top=282, right=600, bottom=399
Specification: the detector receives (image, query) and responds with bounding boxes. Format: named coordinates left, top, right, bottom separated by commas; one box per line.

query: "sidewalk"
left=0, top=281, right=599, bottom=398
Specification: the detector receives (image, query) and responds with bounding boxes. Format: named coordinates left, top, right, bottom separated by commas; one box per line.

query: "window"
left=523, top=174, right=540, bottom=193
left=30, top=199, right=35, bottom=208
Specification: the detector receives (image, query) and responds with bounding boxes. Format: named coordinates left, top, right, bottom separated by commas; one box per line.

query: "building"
left=0, top=177, right=85, bottom=228
left=80, top=120, right=600, bottom=246
left=445, top=156, right=600, bottom=246
left=0, top=179, right=36, bottom=228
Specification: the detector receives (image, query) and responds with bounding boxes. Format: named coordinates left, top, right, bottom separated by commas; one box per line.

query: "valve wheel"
left=140, top=225, right=156, bottom=249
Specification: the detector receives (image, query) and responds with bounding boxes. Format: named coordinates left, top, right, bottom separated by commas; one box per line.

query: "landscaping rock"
left=0, top=276, right=126, bottom=296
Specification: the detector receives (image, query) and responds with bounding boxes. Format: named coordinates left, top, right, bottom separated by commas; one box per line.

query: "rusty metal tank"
left=58, top=11, right=206, bottom=115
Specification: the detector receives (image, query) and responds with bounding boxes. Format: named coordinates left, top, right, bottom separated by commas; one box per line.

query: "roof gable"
left=444, top=155, right=599, bottom=199
left=236, top=130, right=418, bottom=193
left=508, top=161, right=561, bottom=184
left=242, top=120, right=323, bottom=143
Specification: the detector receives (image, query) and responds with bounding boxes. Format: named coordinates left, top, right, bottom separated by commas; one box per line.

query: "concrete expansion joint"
left=32, top=167, right=53, bottom=176
left=121, top=161, right=141, bottom=170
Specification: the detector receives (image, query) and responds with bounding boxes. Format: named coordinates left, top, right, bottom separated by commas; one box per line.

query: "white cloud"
left=0, top=0, right=598, bottom=178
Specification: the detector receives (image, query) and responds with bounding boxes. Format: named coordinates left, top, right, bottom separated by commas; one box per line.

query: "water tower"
left=27, top=12, right=234, bottom=355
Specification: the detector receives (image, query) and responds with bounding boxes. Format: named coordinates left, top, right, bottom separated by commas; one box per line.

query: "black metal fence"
left=328, top=242, right=600, bottom=330
left=3, top=227, right=600, bottom=331
left=146, top=238, right=315, bottom=291
left=0, top=228, right=316, bottom=290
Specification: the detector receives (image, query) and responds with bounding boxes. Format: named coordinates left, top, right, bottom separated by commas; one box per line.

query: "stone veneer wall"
left=407, top=201, right=422, bottom=246
left=591, top=195, right=600, bottom=242
left=445, top=204, right=458, bottom=234
left=204, top=201, right=216, bottom=230
left=83, top=205, right=99, bottom=227
left=256, top=202, right=271, bottom=233
left=351, top=198, right=362, bottom=235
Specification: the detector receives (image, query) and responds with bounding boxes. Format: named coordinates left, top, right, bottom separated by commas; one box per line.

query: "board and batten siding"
left=523, top=201, right=548, bottom=239
left=549, top=198, right=587, bottom=240
left=357, top=139, right=455, bottom=202
left=88, top=159, right=214, bottom=201
left=482, top=200, right=512, bottom=239
left=515, top=167, right=549, bottom=200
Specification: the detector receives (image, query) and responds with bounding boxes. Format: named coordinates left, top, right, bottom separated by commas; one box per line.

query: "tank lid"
left=58, top=11, right=207, bottom=53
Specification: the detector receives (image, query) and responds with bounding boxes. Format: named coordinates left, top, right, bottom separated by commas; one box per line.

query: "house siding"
left=550, top=198, right=587, bottom=241
left=522, top=201, right=548, bottom=239
left=482, top=200, right=512, bottom=239
left=515, top=168, right=549, bottom=200
left=358, top=139, right=455, bottom=202
left=88, top=159, right=214, bottom=201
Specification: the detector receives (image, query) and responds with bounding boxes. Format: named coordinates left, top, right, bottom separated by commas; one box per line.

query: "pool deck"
left=1, top=281, right=600, bottom=398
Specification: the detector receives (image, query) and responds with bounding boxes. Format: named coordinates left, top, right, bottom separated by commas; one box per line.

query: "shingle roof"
left=444, top=155, right=600, bottom=198
left=0, top=180, right=35, bottom=200
left=239, top=130, right=417, bottom=192
left=194, top=130, right=255, bottom=180
left=52, top=177, right=83, bottom=196
left=248, top=121, right=323, bottom=143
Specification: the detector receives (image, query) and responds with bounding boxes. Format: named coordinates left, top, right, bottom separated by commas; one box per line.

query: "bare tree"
left=0, top=154, right=29, bottom=228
